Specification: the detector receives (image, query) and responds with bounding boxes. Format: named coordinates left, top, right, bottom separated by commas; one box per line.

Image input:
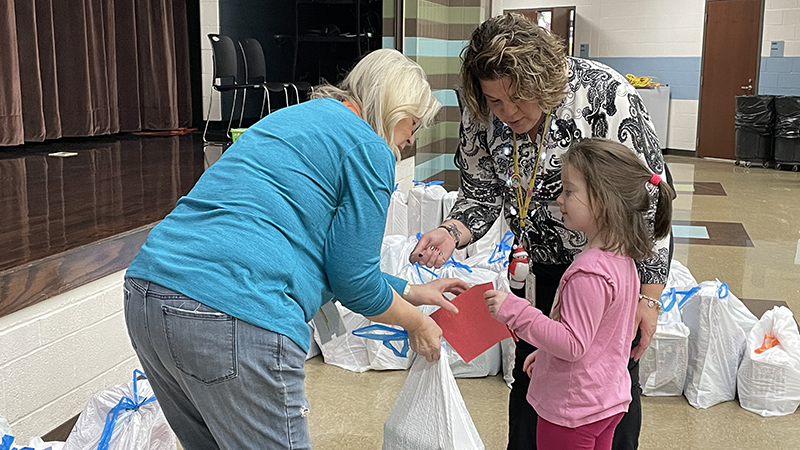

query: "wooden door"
left=551, top=7, right=574, bottom=52
left=697, top=0, right=761, bottom=159
left=509, top=9, right=540, bottom=26
left=506, top=8, right=574, bottom=48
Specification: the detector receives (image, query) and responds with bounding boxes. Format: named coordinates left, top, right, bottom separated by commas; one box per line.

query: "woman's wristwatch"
left=639, top=294, right=663, bottom=313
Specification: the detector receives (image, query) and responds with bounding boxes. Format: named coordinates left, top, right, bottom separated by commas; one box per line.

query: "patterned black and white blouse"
left=448, top=57, right=670, bottom=285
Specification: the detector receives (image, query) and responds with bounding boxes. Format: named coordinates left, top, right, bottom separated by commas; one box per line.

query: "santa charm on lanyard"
left=511, top=111, right=554, bottom=230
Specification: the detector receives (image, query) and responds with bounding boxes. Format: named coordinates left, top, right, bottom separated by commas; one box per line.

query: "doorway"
left=505, top=7, right=575, bottom=55
left=697, top=0, right=762, bottom=159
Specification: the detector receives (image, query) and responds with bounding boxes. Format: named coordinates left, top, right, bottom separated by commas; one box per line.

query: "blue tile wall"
left=760, top=57, right=800, bottom=97
left=592, top=57, right=702, bottom=100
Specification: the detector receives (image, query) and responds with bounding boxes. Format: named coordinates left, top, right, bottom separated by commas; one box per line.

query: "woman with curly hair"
left=412, top=13, right=671, bottom=450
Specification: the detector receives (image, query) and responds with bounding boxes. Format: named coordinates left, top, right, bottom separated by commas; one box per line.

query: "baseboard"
left=663, top=148, right=697, bottom=157
left=41, top=413, right=80, bottom=442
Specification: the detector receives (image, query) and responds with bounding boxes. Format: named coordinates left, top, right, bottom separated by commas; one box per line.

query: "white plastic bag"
left=464, top=231, right=514, bottom=275
left=353, top=324, right=416, bottom=371
left=0, top=413, right=11, bottom=441
left=306, top=322, right=321, bottom=360
left=665, top=259, right=697, bottom=290
left=466, top=215, right=510, bottom=259
left=407, top=181, right=447, bottom=236
left=63, top=370, right=176, bottom=450
left=396, top=262, right=441, bottom=285
left=441, top=190, right=459, bottom=219
left=315, top=302, right=415, bottom=372
left=383, top=346, right=484, bottom=450
left=680, top=281, right=747, bottom=409
left=737, top=306, right=800, bottom=416
left=314, top=302, right=372, bottom=372
left=381, top=235, right=410, bottom=277
left=640, top=261, right=695, bottom=396
left=385, top=187, right=409, bottom=237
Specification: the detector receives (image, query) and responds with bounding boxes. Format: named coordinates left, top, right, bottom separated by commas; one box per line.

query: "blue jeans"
left=123, top=277, right=311, bottom=450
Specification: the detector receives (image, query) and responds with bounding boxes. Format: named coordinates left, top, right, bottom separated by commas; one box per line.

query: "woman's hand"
left=523, top=350, right=538, bottom=378
left=409, top=227, right=454, bottom=268
left=484, top=289, right=508, bottom=319
left=407, top=315, right=442, bottom=362
left=405, top=278, right=470, bottom=315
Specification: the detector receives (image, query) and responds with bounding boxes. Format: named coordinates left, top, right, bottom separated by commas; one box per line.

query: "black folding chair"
left=238, top=38, right=312, bottom=125
left=203, top=34, right=260, bottom=143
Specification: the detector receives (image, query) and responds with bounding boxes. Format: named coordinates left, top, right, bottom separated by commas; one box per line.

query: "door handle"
left=741, top=85, right=753, bottom=90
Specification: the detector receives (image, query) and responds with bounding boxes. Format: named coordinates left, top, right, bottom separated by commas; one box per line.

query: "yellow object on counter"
left=626, top=74, right=662, bottom=88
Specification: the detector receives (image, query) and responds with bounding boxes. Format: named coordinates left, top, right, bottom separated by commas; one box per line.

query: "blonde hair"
left=312, top=49, right=441, bottom=159
left=562, top=138, right=675, bottom=260
left=461, top=13, right=568, bottom=122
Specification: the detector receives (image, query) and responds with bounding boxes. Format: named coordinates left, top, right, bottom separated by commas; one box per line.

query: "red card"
left=430, top=282, right=513, bottom=363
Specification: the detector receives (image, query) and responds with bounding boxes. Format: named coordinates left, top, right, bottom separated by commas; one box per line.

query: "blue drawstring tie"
left=717, top=282, right=729, bottom=299
left=662, top=286, right=701, bottom=312
left=488, top=231, right=514, bottom=267
left=442, top=256, right=472, bottom=273
left=413, top=263, right=440, bottom=283
left=97, top=369, right=157, bottom=450
left=352, top=324, right=410, bottom=357
left=412, top=180, right=444, bottom=188
left=666, top=282, right=728, bottom=312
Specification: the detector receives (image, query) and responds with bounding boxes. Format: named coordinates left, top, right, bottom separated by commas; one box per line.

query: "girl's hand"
left=484, top=290, right=508, bottom=319
left=523, top=350, right=539, bottom=378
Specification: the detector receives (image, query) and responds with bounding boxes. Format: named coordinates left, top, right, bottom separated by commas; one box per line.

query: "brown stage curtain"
left=0, top=0, right=192, bottom=146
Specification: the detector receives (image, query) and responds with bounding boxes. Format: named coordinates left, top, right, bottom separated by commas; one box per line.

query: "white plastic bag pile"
left=383, top=346, right=484, bottom=450
left=737, top=306, right=800, bottom=416
left=315, top=184, right=519, bottom=380
left=313, top=301, right=416, bottom=372
left=63, top=370, right=176, bottom=450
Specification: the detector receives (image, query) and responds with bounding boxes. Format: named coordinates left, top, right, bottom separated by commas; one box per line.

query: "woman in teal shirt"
left=124, top=49, right=466, bottom=450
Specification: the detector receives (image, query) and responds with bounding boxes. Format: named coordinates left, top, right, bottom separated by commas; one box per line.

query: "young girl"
left=485, top=138, right=675, bottom=450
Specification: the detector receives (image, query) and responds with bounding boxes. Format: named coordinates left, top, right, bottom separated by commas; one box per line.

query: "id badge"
left=525, top=272, right=537, bottom=307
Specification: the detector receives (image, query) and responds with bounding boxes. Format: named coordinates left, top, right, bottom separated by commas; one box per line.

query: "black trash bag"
left=774, top=96, right=800, bottom=139
left=735, top=95, right=774, bottom=135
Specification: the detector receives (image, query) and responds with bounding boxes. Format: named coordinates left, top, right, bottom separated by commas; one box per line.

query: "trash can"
left=734, top=95, right=774, bottom=168
left=773, top=96, right=800, bottom=172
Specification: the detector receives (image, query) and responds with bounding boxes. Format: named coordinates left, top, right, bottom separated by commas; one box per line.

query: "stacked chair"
left=204, top=34, right=312, bottom=143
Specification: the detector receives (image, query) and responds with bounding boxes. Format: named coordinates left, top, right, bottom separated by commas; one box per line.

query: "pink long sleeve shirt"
left=497, top=248, right=640, bottom=428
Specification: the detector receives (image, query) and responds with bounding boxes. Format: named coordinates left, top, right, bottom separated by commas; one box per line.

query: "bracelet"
left=438, top=224, right=463, bottom=249
left=639, top=294, right=663, bottom=313
left=402, top=283, right=412, bottom=299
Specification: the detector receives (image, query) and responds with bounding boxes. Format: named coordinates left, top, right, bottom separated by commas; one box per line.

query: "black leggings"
left=506, top=262, right=642, bottom=450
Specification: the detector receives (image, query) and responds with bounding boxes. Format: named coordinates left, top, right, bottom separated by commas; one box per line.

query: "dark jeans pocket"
left=162, top=302, right=238, bottom=385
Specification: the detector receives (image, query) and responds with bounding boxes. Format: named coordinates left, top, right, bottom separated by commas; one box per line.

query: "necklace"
left=511, top=111, right=553, bottom=229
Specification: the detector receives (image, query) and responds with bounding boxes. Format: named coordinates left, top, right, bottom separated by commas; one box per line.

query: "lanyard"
left=511, top=112, right=553, bottom=228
